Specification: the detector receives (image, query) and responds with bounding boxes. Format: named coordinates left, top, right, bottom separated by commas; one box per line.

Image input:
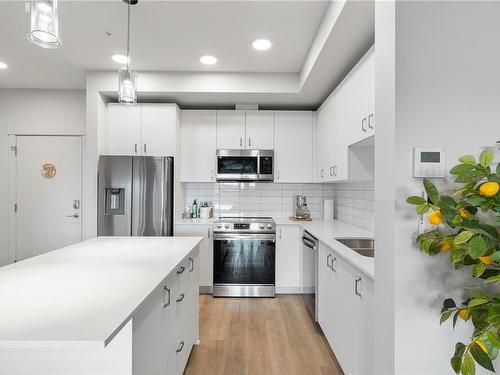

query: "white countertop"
left=175, top=217, right=216, bottom=225
left=275, top=218, right=375, bottom=278
left=0, top=236, right=202, bottom=348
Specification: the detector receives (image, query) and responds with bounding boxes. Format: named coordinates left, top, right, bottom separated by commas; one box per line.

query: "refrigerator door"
left=131, top=156, right=173, bottom=236
left=97, top=156, right=133, bottom=236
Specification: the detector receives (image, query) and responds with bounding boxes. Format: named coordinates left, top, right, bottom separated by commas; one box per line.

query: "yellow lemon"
left=476, top=340, right=488, bottom=353
left=440, top=241, right=452, bottom=252
left=429, top=211, right=443, bottom=225
left=479, top=182, right=499, bottom=197
left=479, top=255, right=493, bottom=265
left=458, top=309, right=467, bottom=320
left=458, top=208, right=471, bottom=219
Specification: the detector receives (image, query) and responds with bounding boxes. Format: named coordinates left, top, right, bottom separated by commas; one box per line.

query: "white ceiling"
left=0, top=0, right=329, bottom=89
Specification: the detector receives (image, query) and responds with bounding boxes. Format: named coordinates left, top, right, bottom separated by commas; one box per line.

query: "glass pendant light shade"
left=26, top=0, right=61, bottom=49
left=118, top=68, right=137, bottom=104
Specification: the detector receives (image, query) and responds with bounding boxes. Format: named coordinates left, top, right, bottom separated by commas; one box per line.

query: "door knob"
left=66, top=213, right=79, bottom=218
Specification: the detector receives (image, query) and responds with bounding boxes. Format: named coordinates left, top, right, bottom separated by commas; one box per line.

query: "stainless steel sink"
left=335, top=238, right=374, bottom=258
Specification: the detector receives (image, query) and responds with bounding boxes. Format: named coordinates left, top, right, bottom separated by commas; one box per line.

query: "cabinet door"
left=275, top=226, right=301, bottom=291
left=174, top=224, right=213, bottom=289
left=216, top=110, right=246, bottom=149
left=180, top=110, right=217, bottom=182
left=107, top=104, right=141, bottom=155
left=141, top=104, right=177, bottom=156
left=317, top=243, right=334, bottom=330
left=274, top=111, right=313, bottom=183
left=367, top=51, right=375, bottom=136
left=245, top=111, right=274, bottom=149
left=357, top=276, right=375, bottom=374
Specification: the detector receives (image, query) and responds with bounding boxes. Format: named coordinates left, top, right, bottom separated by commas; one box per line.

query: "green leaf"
left=440, top=195, right=457, bottom=209
left=451, top=356, right=462, bottom=374
left=455, top=231, right=474, bottom=245
left=466, top=289, right=490, bottom=300
left=407, top=196, right=426, bottom=205
left=456, top=170, right=487, bottom=183
left=487, top=332, right=500, bottom=348
left=459, top=155, right=477, bottom=165
left=491, top=252, right=500, bottom=262
left=467, top=236, right=487, bottom=259
left=450, top=163, right=475, bottom=176
left=496, top=162, right=500, bottom=179
left=479, top=149, right=494, bottom=168
left=468, top=298, right=489, bottom=308
left=416, top=204, right=430, bottom=215
left=470, top=342, right=494, bottom=372
left=473, top=263, right=487, bottom=277
left=485, top=275, right=500, bottom=283
left=461, top=353, right=475, bottom=375
left=441, top=310, right=453, bottom=324
left=423, top=178, right=440, bottom=205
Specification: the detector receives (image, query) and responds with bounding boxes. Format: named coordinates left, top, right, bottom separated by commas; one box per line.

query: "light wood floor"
left=184, top=295, right=343, bottom=375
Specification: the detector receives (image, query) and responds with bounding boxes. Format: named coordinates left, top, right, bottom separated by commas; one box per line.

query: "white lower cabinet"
left=318, top=242, right=374, bottom=374
left=275, top=225, right=302, bottom=292
left=174, top=224, right=213, bottom=292
left=132, top=249, right=199, bottom=375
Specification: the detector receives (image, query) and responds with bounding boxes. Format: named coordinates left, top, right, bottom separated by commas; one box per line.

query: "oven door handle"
left=213, top=233, right=276, bottom=241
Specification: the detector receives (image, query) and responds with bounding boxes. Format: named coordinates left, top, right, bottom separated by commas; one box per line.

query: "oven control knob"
left=224, top=224, right=230, bottom=229
left=216, top=224, right=222, bottom=229
left=259, top=224, right=265, bottom=230
left=266, top=224, right=273, bottom=230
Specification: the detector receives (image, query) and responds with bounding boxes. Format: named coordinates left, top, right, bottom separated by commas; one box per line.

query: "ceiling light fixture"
left=112, top=54, right=130, bottom=64
left=0, top=61, right=8, bottom=69
left=118, top=0, right=138, bottom=105
left=200, top=55, right=217, bottom=65
left=252, top=39, right=272, bottom=51
left=26, top=0, right=61, bottom=49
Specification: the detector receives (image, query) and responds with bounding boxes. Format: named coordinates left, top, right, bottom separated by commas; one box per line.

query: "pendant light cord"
left=126, top=0, right=131, bottom=70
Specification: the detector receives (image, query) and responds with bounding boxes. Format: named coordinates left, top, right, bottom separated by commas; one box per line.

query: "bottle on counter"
left=191, top=199, right=198, bottom=219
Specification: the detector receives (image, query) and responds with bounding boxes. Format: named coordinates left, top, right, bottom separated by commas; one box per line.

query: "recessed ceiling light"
left=112, top=54, right=130, bottom=64
left=0, top=61, right=8, bottom=69
left=200, top=55, right=217, bottom=65
left=252, top=39, right=272, bottom=51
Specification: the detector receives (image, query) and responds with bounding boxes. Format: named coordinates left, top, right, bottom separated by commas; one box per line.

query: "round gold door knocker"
left=41, top=163, right=56, bottom=179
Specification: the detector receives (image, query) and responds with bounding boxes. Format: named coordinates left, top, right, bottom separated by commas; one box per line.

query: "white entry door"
left=15, top=136, right=82, bottom=261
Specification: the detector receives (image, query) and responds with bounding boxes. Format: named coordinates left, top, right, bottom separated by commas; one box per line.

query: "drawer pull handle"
left=327, top=254, right=332, bottom=269
left=331, top=257, right=337, bottom=272
left=177, top=266, right=185, bottom=275
left=189, top=257, right=194, bottom=272
left=355, top=277, right=362, bottom=297
left=176, top=293, right=185, bottom=303
left=176, top=341, right=185, bottom=353
left=163, top=286, right=170, bottom=308
left=368, top=114, right=374, bottom=129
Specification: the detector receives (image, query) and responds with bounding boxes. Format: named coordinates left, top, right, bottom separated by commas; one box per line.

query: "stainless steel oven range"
left=212, top=217, right=276, bottom=297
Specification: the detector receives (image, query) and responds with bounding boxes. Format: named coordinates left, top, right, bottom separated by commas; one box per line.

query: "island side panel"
left=0, top=320, right=133, bottom=375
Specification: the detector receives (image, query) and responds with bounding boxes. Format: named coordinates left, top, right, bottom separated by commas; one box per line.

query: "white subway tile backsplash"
left=332, top=181, right=374, bottom=231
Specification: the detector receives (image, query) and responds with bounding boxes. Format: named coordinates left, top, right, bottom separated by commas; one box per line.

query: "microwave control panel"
left=413, top=147, right=445, bottom=178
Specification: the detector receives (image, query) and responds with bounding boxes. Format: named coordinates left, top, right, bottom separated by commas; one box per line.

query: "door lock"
left=73, top=199, right=80, bottom=209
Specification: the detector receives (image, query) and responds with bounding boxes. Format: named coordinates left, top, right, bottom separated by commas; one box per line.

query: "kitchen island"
left=0, top=236, right=202, bottom=374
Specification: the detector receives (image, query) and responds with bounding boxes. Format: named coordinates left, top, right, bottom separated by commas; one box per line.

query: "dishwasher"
left=302, top=230, right=318, bottom=322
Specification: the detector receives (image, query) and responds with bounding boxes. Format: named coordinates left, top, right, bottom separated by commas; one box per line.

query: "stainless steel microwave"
left=216, top=149, right=274, bottom=182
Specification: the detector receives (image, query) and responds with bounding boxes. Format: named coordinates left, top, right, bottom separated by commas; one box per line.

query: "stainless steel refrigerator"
left=97, top=156, right=174, bottom=236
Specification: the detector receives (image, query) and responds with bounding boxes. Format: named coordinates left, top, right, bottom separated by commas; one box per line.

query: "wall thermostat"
left=413, top=147, right=445, bottom=178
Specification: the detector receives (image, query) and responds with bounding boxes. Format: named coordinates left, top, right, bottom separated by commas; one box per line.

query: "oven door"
left=216, top=150, right=259, bottom=181
left=213, top=233, right=275, bottom=297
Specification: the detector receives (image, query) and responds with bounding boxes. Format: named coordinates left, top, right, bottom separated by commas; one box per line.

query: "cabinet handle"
left=143, top=143, right=147, bottom=154
left=368, top=114, right=374, bottom=129
left=134, top=143, right=138, bottom=154
left=207, top=228, right=211, bottom=238
left=189, top=257, right=194, bottom=272
left=361, top=118, right=367, bottom=132
left=177, top=266, right=185, bottom=275
left=240, top=137, right=243, bottom=147
left=248, top=137, right=251, bottom=147
left=279, top=228, right=282, bottom=239
left=355, top=277, right=362, bottom=297
left=276, top=170, right=280, bottom=180
left=333, top=166, right=337, bottom=176
left=163, top=286, right=171, bottom=308
left=331, top=256, right=337, bottom=272
left=329, top=166, right=334, bottom=177
left=176, top=341, right=185, bottom=353
left=327, top=254, right=332, bottom=269
left=320, top=169, right=324, bottom=178
left=176, top=293, right=185, bottom=303
left=210, top=169, right=214, bottom=180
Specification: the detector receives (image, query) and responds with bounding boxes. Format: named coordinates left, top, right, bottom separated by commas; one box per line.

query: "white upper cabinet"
left=107, top=104, right=142, bottom=155
left=180, top=110, right=217, bottom=182
left=216, top=110, right=246, bottom=149
left=106, top=103, right=178, bottom=156
left=141, top=104, right=178, bottom=157
left=245, top=111, right=274, bottom=149
left=274, top=111, right=313, bottom=183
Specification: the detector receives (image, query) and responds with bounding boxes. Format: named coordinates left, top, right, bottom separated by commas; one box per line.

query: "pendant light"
left=26, top=0, right=62, bottom=49
left=118, top=0, right=137, bottom=104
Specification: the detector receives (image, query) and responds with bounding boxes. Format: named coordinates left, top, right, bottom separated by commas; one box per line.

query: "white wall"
left=0, top=89, right=85, bottom=265
left=375, top=2, right=500, bottom=373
